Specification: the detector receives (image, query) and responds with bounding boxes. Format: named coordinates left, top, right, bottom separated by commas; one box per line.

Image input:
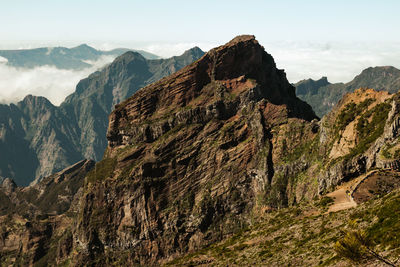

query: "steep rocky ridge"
left=0, top=96, right=80, bottom=186
left=2, top=36, right=400, bottom=266
left=295, top=66, right=400, bottom=117
left=317, top=88, right=400, bottom=193
left=0, top=159, right=94, bottom=266
left=70, top=35, right=318, bottom=265
left=0, top=48, right=204, bottom=185
left=0, top=159, right=94, bottom=218
left=60, top=46, right=205, bottom=163
left=70, top=40, right=400, bottom=265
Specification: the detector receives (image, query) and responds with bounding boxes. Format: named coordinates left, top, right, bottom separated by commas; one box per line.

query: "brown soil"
left=352, top=170, right=400, bottom=203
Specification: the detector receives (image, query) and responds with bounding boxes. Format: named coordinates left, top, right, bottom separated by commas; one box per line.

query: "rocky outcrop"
left=3, top=36, right=400, bottom=266
left=71, top=35, right=317, bottom=265
left=0, top=159, right=95, bottom=218
left=0, top=159, right=94, bottom=266
left=295, top=76, right=330, bottom=96
left=317, top=89, right=400, bottom=193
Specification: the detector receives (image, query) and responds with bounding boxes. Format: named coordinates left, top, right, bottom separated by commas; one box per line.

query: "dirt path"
left=326, top=170, right=378, bottom=213
left=326, top=188, right=356, bottom=212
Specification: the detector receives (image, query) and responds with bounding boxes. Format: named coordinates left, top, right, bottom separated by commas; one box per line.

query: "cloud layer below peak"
left=0, top=41, right=400, bottom=107
left=0, top=56, right=115, bottom=106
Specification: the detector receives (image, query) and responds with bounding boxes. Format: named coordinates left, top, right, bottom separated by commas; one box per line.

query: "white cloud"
left=262, top=41, right=400, bottom=83
left=139, top=42, right=216, bottom=58
left=87, top=41, right=216, bottom=58
left=136, top=41, right=400, bottom=83
left=1, top=41, right=400, bottom=107
left=0, top=55, right=115, bottom=106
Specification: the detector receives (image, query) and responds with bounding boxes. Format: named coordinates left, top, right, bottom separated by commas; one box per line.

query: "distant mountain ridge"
left=2, top=36, right=400, bottom=267
left=0, top=47, right=205, bottom=186
left=295, top=66, right=400, bottom=117
left=0, top=44, right=160, bottom=70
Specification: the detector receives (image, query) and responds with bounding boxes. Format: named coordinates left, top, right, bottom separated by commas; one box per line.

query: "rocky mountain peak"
left=108, top=35, right=316, bottom=143
left=18, top=95, right=55, bottom=116
left=180, top=46, right=205, bottom=60
left=20, top=94, right=54, bottom=107
left=359, top=65, right=400, bottom=76
left=295, top=76, right=330, bottom=95
left=347, top=66, right=400, bottom=93
left=116, top=51, right=147, bottom=63
left=72, top=43, right=97, bottom=52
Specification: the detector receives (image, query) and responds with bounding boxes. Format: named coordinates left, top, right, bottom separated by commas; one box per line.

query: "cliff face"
left=60, top=47, right=205, bottom=164
left=2, top=36, right=400, bottom=266
left=0, top=48, right=204, bottom=186
left=72, top=35, right=317, bottom=265
left=0, top=159, right=94, bottom=266
left=317, top=88, right=400, bottom=193
left=0, top=96, right=81, bottom=186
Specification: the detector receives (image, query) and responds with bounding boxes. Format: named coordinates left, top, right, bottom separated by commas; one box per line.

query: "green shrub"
left=86, top=158, right=117, bottom=184
left=317, top=196, right=334, bottom=208
left=345, top=102, right=391, bottom=159
left=336, top=99, right=374, bottom=131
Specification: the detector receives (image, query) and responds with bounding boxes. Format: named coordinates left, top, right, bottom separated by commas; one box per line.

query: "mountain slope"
left=0, top=159, right=94, bottom=266
left=167, top=185, right=400, bottom=266
left=70, top=37, right=400, bottom=266
left=2, top=36, right=400, bottom=266
left=295, top=66, right=400, bottom=117
left=0, top=48, right=204, bottom=185
left=69, top=35, right=317, bottom=265
left=0, top=44, right=159, bottom=69
left=60, top=47, right=206, bottom=163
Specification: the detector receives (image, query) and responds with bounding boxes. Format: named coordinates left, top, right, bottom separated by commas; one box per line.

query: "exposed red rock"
left=70, top=35, right=318, bottom=265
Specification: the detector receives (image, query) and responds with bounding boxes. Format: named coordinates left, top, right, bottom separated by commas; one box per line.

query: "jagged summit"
left=110, top=35, right=316, bottom=140
left=226, top=34, right=256, bottom=44
left=20, top=94, right=54, bottom=107
left=295, top=76, right=330, bottom=95
left=76, top=36, right=320, bottom=265
left=180, top=46, right=205, bottom=59
left=116, top=50, right=147, bottom=62
left=350, top=66, right=400, bottom=90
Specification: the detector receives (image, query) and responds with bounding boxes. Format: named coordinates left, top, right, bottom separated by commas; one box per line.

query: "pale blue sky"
left=1, top=0, right=400, bottom=104
left=1, top=0, right=399, bottom=43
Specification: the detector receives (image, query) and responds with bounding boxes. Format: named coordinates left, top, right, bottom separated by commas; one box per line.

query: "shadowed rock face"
left=73, top=35, right=318, bottom=265
left=0, top=48, right=204, bottom=186
left=0, top=159, right=95, bottom=218
left=0, top=159, right=94, bottom=266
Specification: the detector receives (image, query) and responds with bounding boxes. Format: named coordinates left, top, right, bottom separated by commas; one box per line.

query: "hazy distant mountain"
left=295, top=66, right=400, bottom=117
left=0, top=47, right=204, bottom=186
left=0, top=44, right=160, bottom=70
left=0, top=159, right=94, bottom=218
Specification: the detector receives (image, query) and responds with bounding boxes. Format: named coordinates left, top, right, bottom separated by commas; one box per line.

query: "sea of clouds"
left=0, top=55, right=115, bottom=106
left=262, top=41, right=400, bottom=84
left=0, top=41, right=399, bottom=106
left=138, top=41, right=400, bottom=84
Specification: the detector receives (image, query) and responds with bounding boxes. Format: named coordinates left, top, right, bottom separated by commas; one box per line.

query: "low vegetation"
left=86, top=158, right=117, bottom=184
left=336, top=98, right=374, bottom=131
left=166, top=189, right=400, bottom=266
